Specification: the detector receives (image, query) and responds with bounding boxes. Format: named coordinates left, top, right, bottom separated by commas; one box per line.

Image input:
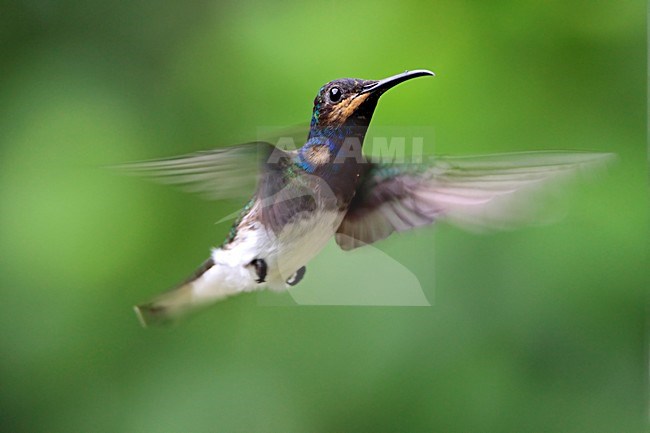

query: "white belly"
left=143, top=206, right=345, bottom=319
left=203, top=208, right=343, bottom=300
left=268, top=209, right=344, bottom=284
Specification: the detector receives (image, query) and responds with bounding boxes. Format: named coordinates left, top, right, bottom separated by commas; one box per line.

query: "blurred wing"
left=113, top=142, right=291, bottom=201
left=336, top=151, right=615, bottom=250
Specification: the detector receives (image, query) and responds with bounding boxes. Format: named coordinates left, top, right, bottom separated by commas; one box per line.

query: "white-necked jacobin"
left=122, top=69, right=612, bottom=326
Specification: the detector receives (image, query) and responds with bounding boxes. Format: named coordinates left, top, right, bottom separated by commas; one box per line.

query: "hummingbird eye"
left=328, top=87, right=342, bottom=103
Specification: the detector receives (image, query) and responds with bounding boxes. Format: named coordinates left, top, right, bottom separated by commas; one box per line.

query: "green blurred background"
left=0, top=1, right=647, bottom=432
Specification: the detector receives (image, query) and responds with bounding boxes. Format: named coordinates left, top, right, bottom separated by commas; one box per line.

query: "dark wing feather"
left=336, top=151, right=615, bottom=250
left=113, top=142, right=289, bottom=200
left=256, top=151, right=319, bottom=234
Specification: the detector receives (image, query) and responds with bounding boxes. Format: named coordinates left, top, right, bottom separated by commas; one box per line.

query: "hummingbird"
left=123, top=69, right=612, bottom=326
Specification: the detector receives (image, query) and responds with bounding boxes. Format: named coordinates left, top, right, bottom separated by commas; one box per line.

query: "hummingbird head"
left=309, top=69, right=434, bottom=135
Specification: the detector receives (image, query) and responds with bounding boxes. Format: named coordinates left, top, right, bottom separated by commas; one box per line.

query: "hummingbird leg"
left=286, top=266, right=306, bottom=286
left=250, top=258, right=267, bottom=283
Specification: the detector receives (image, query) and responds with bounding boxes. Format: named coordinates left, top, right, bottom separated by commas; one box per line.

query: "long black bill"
left=360, top=69, right=435, bottom=95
